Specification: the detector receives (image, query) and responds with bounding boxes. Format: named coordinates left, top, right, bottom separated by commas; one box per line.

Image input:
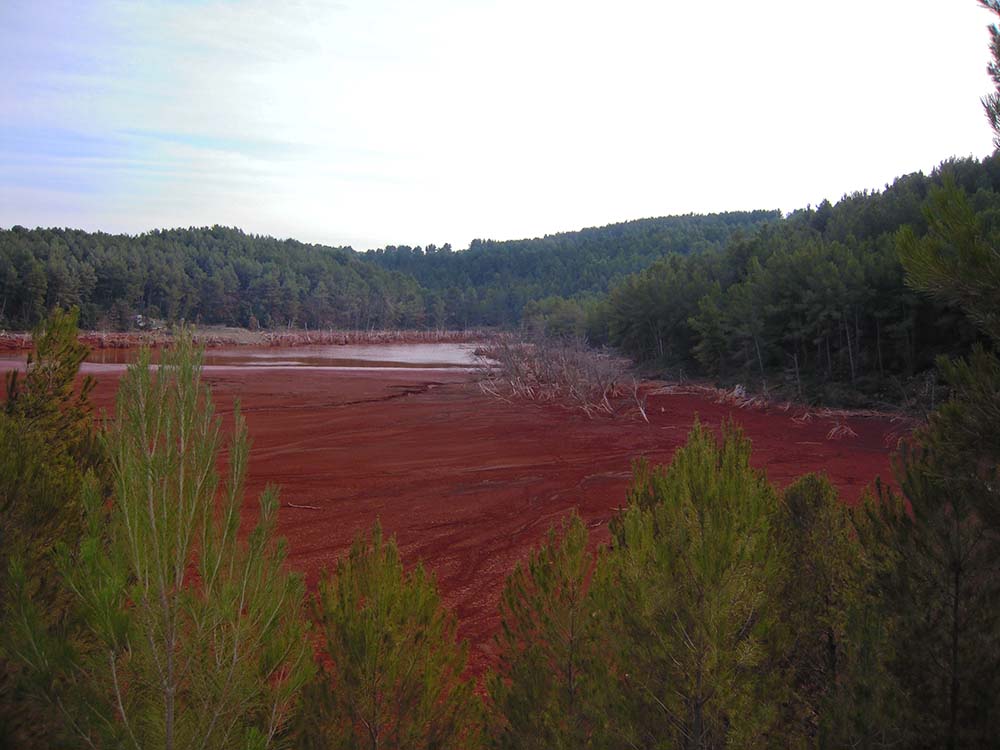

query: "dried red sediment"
left=63, top=358, right=900, bottom=677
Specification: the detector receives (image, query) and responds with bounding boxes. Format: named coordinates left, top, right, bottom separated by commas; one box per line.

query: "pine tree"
left=852, top=447, right=1000, bottom=748
left=10, top=333, right=313, bottom=750
left=488, top=513, right=609, bottom=749
left=4, top=306, right=101, bottom=467
left=981, top=0, right=1000, bottom=148
left=817, top=580, right=903, bottom=749
left=301, top=523, right=479, bottom=750
left=774, top=475, right=903, bottom=748
left=0, top=307, right=103, bottom=749
left=894, top=3, right=1000, bottom=530
left=896, top=181, right=1000, bottom=531
left=773, top=475, right=858, bottom=741
left=602, top=423, right=789, bottom=749
left=856, top=8, right=1000, bottom=745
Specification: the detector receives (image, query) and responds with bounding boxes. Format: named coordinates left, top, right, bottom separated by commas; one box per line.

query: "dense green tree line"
left=363, top=212, right=778, bottom=327
left=0, top=226, right=426, bottom=331
left=0, top=214, right=777, bottom=333
left=578, top=155, right=1000, bottom=400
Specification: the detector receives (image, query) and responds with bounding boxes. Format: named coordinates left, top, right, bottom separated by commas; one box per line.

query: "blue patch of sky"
left=1, top=0, right=313, bottom=200
left=2, top=126, right=124, bottom=160
left=0, top=1, right=112, bottom=84
left=0, top=127, right=121, bottom=195
left=2, top=2, right=128, bottom=195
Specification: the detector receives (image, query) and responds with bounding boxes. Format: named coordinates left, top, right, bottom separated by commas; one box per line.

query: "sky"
left=1, top=0, right=997, bottom=251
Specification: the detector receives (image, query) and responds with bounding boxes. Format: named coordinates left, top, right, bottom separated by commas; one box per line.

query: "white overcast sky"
left=1, top=0, right=997, bottom=250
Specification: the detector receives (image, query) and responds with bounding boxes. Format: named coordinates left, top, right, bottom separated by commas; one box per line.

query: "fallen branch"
left=632, top=378, right=649, bottom=423
left=826, top=423, right=858, bottom=440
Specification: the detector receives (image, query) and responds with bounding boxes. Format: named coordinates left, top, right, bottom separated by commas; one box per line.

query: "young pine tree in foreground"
left=603, top=423, right=790, bottom=749
left=883, top=12, right=1000, bottom=741
left=0, top=307, right=104, bottom=749
left=776, top=475, right=902, bottom=749
left=488, top=513, right=610, bottom=750
left=896, top=0, right=1000, bottom=535
left=11, top=335, right=313, bottom=750
left=896, top=182, right=1000, bottom=533
left=299, top=523, right=480, bottom=750
left=853, top=445, right=1000, bottom=749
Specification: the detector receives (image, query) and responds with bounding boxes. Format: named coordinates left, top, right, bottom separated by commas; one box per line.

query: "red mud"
left=69, top=360, right=901, bottom=677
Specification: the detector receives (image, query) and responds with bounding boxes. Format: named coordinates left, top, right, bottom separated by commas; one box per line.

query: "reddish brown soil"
left=72, top=362, right=900, bottom=676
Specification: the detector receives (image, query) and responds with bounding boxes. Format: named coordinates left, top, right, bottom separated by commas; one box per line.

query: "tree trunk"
left=793, top=351, right=801, bottom=398
left=854, top=309, right=861, bottom=370
left=753, top=333, right=765, bottom=386
left=843, top=316, right=856, bottom=384
left=949, top=560, right=961, bottom=750
left=876, top=318, right=884, bottom=377
left=691, top=668, right=705, bottom=750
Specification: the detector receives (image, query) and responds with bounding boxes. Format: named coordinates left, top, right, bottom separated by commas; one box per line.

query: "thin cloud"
left=1, top=0, right=995, bottom=249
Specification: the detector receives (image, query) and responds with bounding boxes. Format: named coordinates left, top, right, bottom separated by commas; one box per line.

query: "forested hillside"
left=362, top=211, right=779, bottom=327
left=577, top=154, right=1000, bottom=401
left=0, top=226, right=426, bottom=330
left=0, top=213, right=776, bottom=332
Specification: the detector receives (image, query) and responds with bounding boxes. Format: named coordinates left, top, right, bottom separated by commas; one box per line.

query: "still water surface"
left=0, top=343, right=483, bottom=374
